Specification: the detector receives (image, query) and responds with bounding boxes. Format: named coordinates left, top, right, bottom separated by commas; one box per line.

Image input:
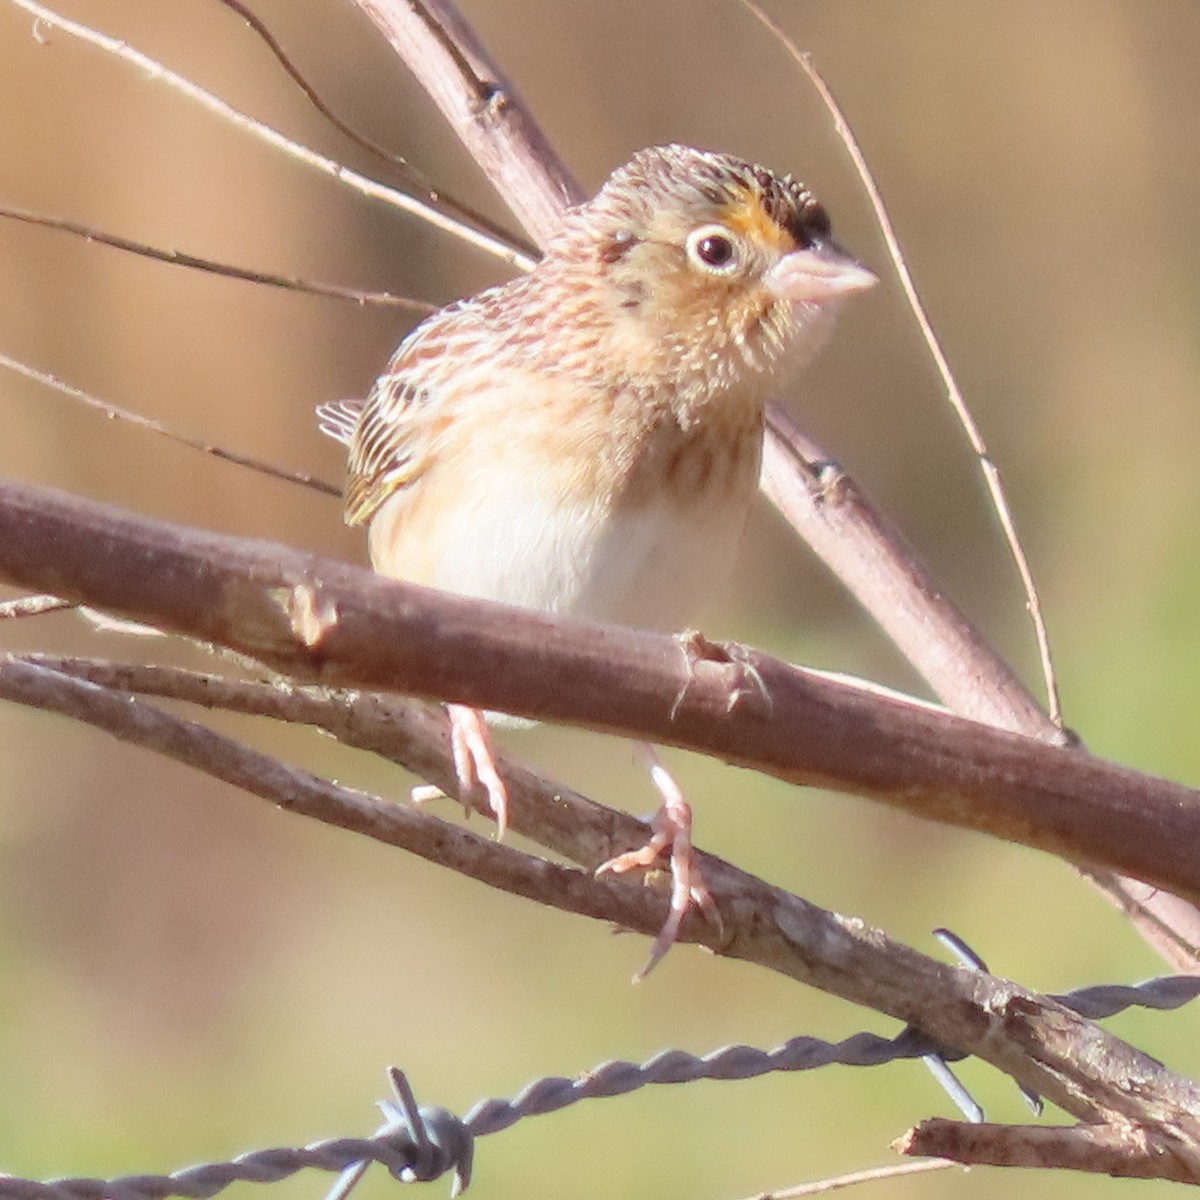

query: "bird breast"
left=367, top=376, right=764, bottom=633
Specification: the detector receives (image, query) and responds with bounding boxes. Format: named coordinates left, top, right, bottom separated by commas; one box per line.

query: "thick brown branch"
left=762, top=414, right=1200, bottom=969
left=3, top=477, right=1200, bottom=910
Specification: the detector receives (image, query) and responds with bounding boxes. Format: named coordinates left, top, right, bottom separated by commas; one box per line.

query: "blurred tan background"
left=1, top=1, right=1199, bottom=1197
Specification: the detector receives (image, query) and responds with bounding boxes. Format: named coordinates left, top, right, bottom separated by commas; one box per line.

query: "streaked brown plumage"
left=319, top=144, right=875, bottom=974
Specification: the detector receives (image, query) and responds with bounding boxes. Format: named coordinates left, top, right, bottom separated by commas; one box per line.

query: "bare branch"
left=897, top=1118, right=1197, bottom=1184
left=15, top=655, right=636, bottom=872
left=212, top=0, right=533, bottom=259
left=5, top=655, right=1200, bottom=1151
left=761, top=409, right=1051, bottom=737
left=7, top=0, right=535, bottom=271
left=0, top=202, right=435, bottom=311
left=736, top=1157, right=956, bottom=1199
left=349, top=0, right=585, bottom=234
left=0, top=350, right=340, bottom=497
left=0, top=657, right=647, bottom=931
left=3, top=478, right=1200, bottom=913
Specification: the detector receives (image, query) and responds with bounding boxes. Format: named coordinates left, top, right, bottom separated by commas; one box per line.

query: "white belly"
left=369, top=460, right=757, bottom=633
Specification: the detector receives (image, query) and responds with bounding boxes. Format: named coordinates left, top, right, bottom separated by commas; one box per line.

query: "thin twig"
left=7, top=0, right=536, bottom=272
left=212, top=0, right=535, bottom=261
left=11, top=656, right=659, bottom=873
left=0, top=202, right=434, bottom=310
left=0, top=350, right=341, bottom=497
left=737, top=1157, right=956, bottom=1199
left=737, top=0, right=1061, bottom=728
left=0, top=656, right=647, bottom=927
left=352, top=0, right=586, bottom=231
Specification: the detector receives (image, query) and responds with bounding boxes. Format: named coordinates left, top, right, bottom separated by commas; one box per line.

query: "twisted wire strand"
left=3, top=975, right=1195, bottom=1200
left=1053, top=975, right=1200, bottom=1019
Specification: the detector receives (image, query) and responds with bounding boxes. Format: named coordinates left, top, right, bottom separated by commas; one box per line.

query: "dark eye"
left=686, top=225, right=739, bottom=274
left=695, top=234, right=733, bottom=266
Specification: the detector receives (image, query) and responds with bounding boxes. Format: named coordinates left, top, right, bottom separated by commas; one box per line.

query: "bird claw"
left=446, top=703, right=509, bottom=839
left=596, top=747, right=722, bottom=980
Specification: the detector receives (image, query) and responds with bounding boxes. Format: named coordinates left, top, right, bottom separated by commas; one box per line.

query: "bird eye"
left=686, top=226, right=739, bottom=274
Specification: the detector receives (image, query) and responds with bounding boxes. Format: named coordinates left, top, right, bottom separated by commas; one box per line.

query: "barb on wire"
left=928, top=928, right=1040, bottom=1118
left=325, top=1068, right=473, bottom=1200
left=920, top=929, right=987, bottom=1122
left=0, top=1071, right=471, bottom=1200
left=1, top=975, right=1194, bottom=1200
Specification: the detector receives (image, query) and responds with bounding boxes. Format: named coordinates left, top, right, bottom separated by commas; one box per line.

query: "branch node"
left=274, top=581, right=339, bottom=648
left=669, top=631, right=774, bottom=721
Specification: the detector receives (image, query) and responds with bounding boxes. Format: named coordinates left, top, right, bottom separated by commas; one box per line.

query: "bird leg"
left=596, top=743, right=719, bottom=979
left=446, top=703, right=510, bottom=839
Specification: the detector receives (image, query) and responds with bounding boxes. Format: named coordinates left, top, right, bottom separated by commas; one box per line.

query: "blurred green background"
left=1, top=1, right=1199, bottom=1196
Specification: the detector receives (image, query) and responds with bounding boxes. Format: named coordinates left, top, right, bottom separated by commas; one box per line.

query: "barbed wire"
left=1, top=973, right=1195, bottom=1200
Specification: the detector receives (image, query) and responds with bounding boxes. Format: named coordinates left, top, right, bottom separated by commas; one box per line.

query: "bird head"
left=544, top=145, right=876, bottom=407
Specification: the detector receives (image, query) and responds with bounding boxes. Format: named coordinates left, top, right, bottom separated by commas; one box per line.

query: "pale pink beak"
left=764, top=239, right=878, bottom=303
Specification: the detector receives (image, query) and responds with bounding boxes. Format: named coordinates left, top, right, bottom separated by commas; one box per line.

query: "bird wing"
left=341, top=367, right=437, bottom=526
left=335, top=298, right=491, bottom=528
left=316, top=382, right=430, bottom=527
left=319, top=276, right=537, bottom=528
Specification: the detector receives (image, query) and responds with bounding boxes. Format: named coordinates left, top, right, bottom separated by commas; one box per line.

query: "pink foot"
left=596, top=744, right=719, bottom=980
left=447, top=703, right=509, bottom=839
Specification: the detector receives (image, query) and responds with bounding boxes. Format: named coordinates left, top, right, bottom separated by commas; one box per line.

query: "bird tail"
left=315, top=399, right=364, bottom=446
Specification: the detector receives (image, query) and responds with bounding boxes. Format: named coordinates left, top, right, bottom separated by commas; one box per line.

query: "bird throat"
left=618, top=398, right=765, bottom=512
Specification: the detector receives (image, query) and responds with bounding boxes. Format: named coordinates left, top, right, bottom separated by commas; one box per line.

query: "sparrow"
left=319, top=144, right=876, bottom=974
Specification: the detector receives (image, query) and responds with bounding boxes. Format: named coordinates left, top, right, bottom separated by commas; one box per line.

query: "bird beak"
left=764, top=239, right=878, bottom=303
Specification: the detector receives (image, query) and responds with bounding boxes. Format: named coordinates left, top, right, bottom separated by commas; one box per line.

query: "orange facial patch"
left=721, top=190, right=796, bottom=254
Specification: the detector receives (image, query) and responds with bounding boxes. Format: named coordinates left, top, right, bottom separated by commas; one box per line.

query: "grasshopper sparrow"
left=319, top=144, right=876, bottom=973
